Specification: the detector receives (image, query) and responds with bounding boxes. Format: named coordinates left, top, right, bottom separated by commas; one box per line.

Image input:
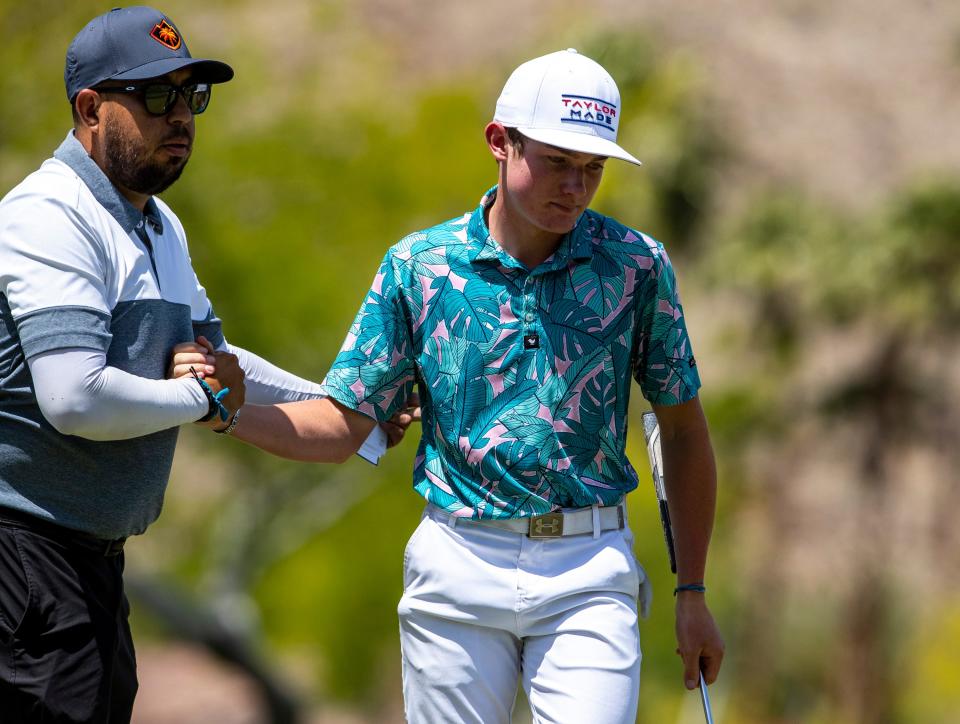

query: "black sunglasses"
left=96, top=82, right=212, bottom=116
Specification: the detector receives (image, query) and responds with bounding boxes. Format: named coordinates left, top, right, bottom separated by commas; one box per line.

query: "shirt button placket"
left=522, top=276, right=540, bottom=350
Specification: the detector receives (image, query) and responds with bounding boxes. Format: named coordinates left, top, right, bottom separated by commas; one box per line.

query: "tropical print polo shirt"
left=321, top=187, right=700, bottom=519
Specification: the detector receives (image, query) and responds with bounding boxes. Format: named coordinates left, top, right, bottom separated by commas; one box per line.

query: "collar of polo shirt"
left=466, top=186, right=595, bottom=270
left=54, top=132, right=164, bottom=234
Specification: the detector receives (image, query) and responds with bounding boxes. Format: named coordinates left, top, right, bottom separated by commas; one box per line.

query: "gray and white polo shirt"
left=0, top=131, right=222, bottom=538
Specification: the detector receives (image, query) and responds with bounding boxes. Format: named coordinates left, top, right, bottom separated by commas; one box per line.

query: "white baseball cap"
left=494, top=48, right=641, bottom=166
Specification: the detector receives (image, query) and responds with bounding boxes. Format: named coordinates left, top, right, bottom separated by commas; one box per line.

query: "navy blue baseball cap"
left=65, top=6, right=233, bottom=101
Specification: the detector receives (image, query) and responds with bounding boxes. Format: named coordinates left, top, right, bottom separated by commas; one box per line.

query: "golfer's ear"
left=74, top=89, right=102, bottom=130
left=485, top=122, right=510, bottom=162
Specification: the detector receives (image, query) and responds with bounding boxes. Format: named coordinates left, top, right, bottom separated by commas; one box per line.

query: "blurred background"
left=2, top=0, right=959, bottom=722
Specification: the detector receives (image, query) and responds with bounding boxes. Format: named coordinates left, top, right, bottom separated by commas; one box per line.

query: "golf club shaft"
left=699, top=671, right=715, bottom=724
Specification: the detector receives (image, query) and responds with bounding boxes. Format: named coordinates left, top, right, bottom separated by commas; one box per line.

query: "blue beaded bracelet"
left=674, top=583, right=707, bottom=596
left=190, top=367, right=231, bottom=423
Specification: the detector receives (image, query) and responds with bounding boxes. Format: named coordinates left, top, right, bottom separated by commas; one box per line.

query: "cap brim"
left=517, top=127, right=642, bottom=166
left=112, top=57, right=234, bottom=84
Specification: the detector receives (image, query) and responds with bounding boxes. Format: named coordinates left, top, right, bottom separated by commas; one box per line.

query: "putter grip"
left=659, top=499, right=677, bottom=574
left=642, top=411, right=678, bottom=574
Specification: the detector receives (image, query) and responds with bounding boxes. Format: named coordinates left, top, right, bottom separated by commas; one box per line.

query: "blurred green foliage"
left=700, top=177, right=960, bottom=722
left=899, top=600, right=960, bottom=722
left=3, top=2, right=959, bottom=722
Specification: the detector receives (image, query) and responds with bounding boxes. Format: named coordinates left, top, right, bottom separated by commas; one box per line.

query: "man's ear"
left=74, top=89, right=102, bottom=130
left=484, top=122, right=510, bottom=163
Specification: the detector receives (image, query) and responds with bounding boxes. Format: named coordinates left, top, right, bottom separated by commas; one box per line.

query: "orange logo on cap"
left=150, top=20, right=181, bottom=50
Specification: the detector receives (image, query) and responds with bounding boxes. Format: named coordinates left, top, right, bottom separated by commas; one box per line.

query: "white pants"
left=398, top=505, right=644, bottom=724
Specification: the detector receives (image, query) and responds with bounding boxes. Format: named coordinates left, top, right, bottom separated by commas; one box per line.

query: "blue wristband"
left=190, top=367, right=231, bottom=422
left=674, top=583, right=707, bottom=596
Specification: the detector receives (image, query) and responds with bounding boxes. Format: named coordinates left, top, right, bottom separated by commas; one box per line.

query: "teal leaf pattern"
left=321, top=190, right=700, bottom=519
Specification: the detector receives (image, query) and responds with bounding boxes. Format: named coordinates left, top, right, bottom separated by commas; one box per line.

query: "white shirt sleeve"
left=29, top=348, right=209, bottom=440
left=223, top=342, right=326, bottom=404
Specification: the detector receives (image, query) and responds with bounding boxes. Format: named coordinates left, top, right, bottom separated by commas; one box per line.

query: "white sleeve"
left=0, top=186, right=115, bottom=321
left=29, top=348, right=209, bottom=441
left=222, top=342, right=326, bottom=404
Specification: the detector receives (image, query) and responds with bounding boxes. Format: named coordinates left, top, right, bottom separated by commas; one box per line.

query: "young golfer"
left=186, top=48, right=724, bottom=723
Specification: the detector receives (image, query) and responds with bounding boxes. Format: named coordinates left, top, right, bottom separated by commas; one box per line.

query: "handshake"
left=167, top=335, right=246, bottom=432
left=165, top=336, right=420, bottom=453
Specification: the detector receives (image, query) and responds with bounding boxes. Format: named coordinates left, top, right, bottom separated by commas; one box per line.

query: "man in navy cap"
left=0, top=7, right=415, bottom=721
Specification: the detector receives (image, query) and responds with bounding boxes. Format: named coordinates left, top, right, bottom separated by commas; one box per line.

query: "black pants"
left=0, top=517, right=137, bottom=723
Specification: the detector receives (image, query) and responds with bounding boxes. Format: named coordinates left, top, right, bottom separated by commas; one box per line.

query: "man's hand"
left=381, top=393, right=422, bottom=448
left=168, top=341, right=215, bottom=379
left=675, top=593, right=724, bottom=689
left=202, top=350, right=245, bottom=423
left=168, top=336, right=245, bottom=428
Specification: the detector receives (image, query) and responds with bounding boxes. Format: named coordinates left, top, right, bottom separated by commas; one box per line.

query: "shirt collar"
left=466, top=187, right=503, bottom=264
left=53, top=131, right=164, bottom=235
left=466, top=185, right=595, bottom=270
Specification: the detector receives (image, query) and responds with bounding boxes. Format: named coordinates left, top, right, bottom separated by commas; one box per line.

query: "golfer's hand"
left=381, top=393, right=422, bottom=448
left=168, top=336, right=246, bottom=428
left=675, top=593, right=724, bottom=689
left=201, top=350, right=246, bottom=426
